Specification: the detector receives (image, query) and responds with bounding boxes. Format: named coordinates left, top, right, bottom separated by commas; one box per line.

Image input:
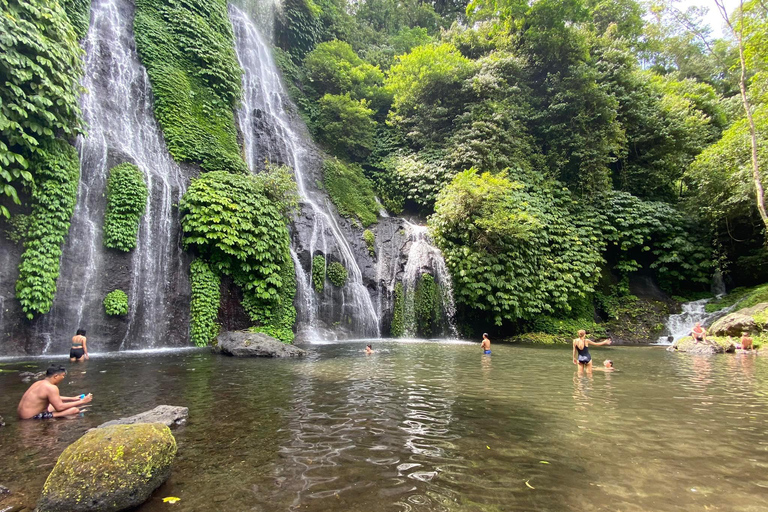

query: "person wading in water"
left=70, top=329, right=89, bottom=362
left=573, top=330, right=612, bottom=375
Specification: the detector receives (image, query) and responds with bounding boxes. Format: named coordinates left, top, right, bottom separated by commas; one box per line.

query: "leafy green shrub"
left=103, top=164, right=148, bottom=252
left=61, top=0, right=91, bottom=39
left=327, top=262, right=348, bottom=287
left=508, top=332, right=569, bottom=345
left=390, top=282, right=405, bottom=337
left=382, top=151, right=455, bottom=211
left=316, top=93, right=377, bottom=161
left=531, top=316, right=607, bottom=338
left=275, top=0, right=323, bottom=61
left=4, top=214, right=30, bottom=244
left=243, top=245, right=296, bottom=343
left=430, top=169, right=604, bottom=326
left=0, top=0, right=84, bottom=218
left=415, top=273, right=441, bottom=336
left=189, top=258, right=221, bottom=347
left=179, top=171, right=296, bottom=338
left=363, top=230, right=375, bottom=256
left=15, top=140, right=80, bottom=319
left=312, top=255, right=326, bottom=292
left=322, top=158, right=378, bottom=226
left=304, top=40, right=384, bottom=100
left=103, top=289, right=129, bottom=316
left=133, top=0, right=246, bottom=174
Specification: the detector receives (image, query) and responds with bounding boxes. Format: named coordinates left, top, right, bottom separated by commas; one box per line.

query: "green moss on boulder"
left=709, top=302, right=768, bottom=337
left=37, top=423, right=177, bottom=512
left=668, top=336, right=736, bottom=354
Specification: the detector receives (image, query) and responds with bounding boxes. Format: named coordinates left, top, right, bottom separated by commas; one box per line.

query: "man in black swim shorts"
left=17, top=365, right=92, bottom=420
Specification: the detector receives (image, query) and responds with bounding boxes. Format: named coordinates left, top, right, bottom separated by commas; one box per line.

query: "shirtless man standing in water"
left=481, top=333, right=491, bottom=355
left=17, top=365, right=92, bottom=419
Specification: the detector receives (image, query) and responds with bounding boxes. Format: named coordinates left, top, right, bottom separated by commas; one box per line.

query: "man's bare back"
left=17, top=366, right=92, bottom=419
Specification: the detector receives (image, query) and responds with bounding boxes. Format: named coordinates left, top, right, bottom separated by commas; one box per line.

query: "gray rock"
left=709, top=303, right=768, bottom=336
left=19, top=371, right=45, bottom=383
left=667, top=336, right=735, bottom=354
left=96, top=405, right=189, bottom=429
left=213, top=330, right=306, bottom=358
left=36, top=423, right=177, bottom=512
left=0, top=485, right=9, bottom=494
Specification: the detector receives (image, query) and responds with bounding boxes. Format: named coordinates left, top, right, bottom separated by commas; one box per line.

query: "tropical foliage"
left=103, top=289, right=129, bottom=316
left=103, top=164, right=148, bottom=252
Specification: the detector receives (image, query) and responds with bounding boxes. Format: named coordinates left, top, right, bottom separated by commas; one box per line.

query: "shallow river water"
left=1, top=341, right=767, bottom=511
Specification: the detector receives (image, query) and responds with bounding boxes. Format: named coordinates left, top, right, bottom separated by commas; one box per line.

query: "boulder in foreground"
left=667, top=336, right=735, bottom=354
left=97, top=405, right=189, bottom=429
left=213, top=330, right=306, bottom=358
left=37, top=423, right=176, bottom=512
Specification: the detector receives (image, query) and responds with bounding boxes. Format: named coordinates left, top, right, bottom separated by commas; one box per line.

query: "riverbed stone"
left=96, top=405, right=189, bottom=429
left=19, top=371, right=45, bottom=383
left=36, top=423, right=177, bottom=512
left=709, top=303, right=768, bottom=336
left=667, top=336, right=736, bottom=354
left=213, top=330, right=306, bottom=358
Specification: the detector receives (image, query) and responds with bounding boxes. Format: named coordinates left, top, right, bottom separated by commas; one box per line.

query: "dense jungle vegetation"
left=274, top=0, right=767, bottom=334
left=0, top=0, right=766, bottom=340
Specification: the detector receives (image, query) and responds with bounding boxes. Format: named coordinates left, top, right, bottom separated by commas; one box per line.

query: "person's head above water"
left=76, top=328, right=86, bottom=336
left=46, top=365, right=67, bottom=380
left=366, top=344, right=372, bottom=349
left=483, top=333, right=489, bottom=339
left=603, top=359, right=613, bottom=368
left=578, top=329, right=586, bottom=338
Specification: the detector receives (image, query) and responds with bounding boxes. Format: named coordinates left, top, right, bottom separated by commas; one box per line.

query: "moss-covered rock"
left=709, top=302, right=768, bottom=336
left=37, top=423, right=177, bottom=512
left=668, top=336, right=736, bottom=355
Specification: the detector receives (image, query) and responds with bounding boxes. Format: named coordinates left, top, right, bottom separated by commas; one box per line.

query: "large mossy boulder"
left=709, top=303, right=768, bottom=336
left=667, top=336, right=736, bottom=355
left=213, top=330, right=306, bottom=357
left=37, top=423, right=176, bottom=512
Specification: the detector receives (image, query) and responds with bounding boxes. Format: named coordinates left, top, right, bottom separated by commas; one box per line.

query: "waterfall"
left=229, top=5, right=380, bottom=341
left=655, top=298, right=737, bottom=345
left=400, top=222, right=458, bottom=338
left=37, top=0, right=190, bottom=352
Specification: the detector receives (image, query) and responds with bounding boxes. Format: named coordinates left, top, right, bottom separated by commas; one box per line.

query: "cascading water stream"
left=38, top=0, right=189, bottom=351
left=229, top=5, right=380, bottom=340
left=655, top=298, right=737, bottom=345
left=400, top=222, right=458, bottom=337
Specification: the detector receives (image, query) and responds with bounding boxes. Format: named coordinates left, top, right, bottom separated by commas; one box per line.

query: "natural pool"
left=1, top=341, right=767, bottom=511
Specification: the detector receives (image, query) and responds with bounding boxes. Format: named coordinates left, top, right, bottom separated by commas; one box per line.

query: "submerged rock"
left=0, top=415, right=4, bottom=427
left=667, top=336, right=735, bottom=354
left=709, top=303, right=768, bottom=336
left=214, top=330, right=306, bottom=358
left=97, top=405, right=189, bottom=429
left=37, top=423, right=177, bottom=512
left=19, top=371, right=45, bottom=383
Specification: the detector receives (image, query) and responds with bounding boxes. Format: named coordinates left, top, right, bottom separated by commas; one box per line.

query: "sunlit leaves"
left=103, top=164, right=148, bottom=252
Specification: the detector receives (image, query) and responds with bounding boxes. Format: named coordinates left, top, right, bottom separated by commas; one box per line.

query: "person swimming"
left=593, top=359, right=616, bottom=372
left=572, top=330, right=612, bottom=375
left=365, top=344, right=373, bottom=354
left=481, top=333, right=491, bottom=355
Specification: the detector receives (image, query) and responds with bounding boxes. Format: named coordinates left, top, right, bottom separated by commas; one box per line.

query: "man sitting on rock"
left=17, top=365, right=92, bottom=419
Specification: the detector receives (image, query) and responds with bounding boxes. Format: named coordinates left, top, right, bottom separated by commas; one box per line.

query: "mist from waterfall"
left=38, top=0, right=189, bottom=352
left=229, top=5, right=380, bottom=341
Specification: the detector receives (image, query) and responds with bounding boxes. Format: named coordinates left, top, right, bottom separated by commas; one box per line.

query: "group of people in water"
left=16, top=320, right=759, bottom=420
left=16, top=330, right=93, bottom=420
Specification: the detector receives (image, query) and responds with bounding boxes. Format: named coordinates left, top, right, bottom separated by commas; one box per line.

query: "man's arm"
left=47, top=387, right=92, bottom=411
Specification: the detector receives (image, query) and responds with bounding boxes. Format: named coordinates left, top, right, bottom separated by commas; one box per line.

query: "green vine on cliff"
left=322, top=158, right=379, bottom=227
left=103, top=163, right=148, bottom=252
left=328, top=261, right=348, bottom=287
left=312, top=255, right=326, bottom=292
left=190, top=258, right=221, bottom=347
left=103, top=289, right=129, bottom=316
left=363, top=229, right=375, bottom=257
left=180, top=171, right=296, bottom=342
left=0, top=0, right=84, bottom=219
left=390, top=281, right=404, bottom=337
left=133, top=0, right=245, bottom=174
left=61, top=0, right=91, bottom=39
left=15, top=140, right=80, bottom=319
left=414, top=273, right=441, bottom=337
